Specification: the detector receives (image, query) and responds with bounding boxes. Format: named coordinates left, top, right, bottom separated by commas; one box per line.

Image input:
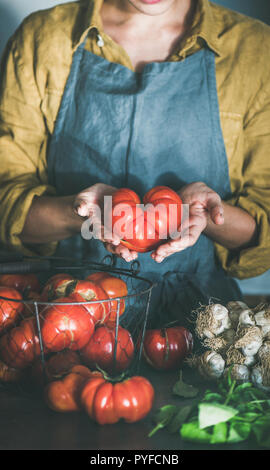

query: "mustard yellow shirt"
left=0, top=0, right=270, bottom=279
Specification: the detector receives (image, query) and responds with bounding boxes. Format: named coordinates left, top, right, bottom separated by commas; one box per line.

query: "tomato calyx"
left=95, top=365, right=129, bottom=384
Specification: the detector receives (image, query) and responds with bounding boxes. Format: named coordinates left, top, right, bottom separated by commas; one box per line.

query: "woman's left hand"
left=151, top=182, right=224, bottom=263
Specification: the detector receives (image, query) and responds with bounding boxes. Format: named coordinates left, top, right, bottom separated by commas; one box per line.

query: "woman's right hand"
left=74, top=183, right=138, bottom=262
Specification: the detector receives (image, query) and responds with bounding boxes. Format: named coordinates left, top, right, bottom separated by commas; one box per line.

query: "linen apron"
left=47, top=35, right=241, bottom=324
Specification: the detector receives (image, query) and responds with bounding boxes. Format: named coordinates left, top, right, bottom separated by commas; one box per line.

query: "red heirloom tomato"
left=142, top=326, right=193, bottom=370
left=41, top=295, right=95, bottom=352
left=65, top=280, right=110, bottom=324
left=0, top=274, right=40, bottom=294
left=0, top=359, right=23, bottom=383
left=0, top=317, right=41, bottom=369
left=81, top=375, right=154, bottom=424
left=31, top=350, right=81, bottom=385
left=86, top=273, right=128, bottom=323
left=41, top=273, right=74, bottom=301
left=110, top=186, right=182, bottom=252
left=23, top=291, right=43, bottom=318
left=45, top=365, right=97, bottom=412
left=81, top=325, right=134, bottom=374
left=0, top=286, right=23, bottom=334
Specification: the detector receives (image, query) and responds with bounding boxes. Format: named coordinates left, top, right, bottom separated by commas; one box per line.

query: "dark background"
left=0, top=0, right=269, bottom=295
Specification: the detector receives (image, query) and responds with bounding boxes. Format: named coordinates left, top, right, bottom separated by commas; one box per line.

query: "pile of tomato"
left=0, top=270, right=193, bottom=425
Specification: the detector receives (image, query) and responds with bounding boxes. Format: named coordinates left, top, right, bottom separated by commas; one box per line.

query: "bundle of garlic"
left=188, top=301, right=270, bottom=390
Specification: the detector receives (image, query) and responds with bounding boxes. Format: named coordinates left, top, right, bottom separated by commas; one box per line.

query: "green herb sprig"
left=149, top=370, right=270, bottom=447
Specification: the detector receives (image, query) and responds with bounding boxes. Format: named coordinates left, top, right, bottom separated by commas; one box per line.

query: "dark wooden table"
left=0, top=365, right=261, bottom=450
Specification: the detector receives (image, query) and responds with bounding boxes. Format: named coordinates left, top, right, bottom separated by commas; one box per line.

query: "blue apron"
left=47, top=35, right=241, bottom=324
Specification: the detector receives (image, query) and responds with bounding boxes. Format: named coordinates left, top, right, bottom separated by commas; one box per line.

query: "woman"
left=0, top=0, right=270, bottom=319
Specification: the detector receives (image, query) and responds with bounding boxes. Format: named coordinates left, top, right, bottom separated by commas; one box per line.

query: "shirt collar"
left=73, top=0, right=221, bottom=56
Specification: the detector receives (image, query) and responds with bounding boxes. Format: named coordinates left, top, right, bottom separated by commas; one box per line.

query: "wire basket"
left=0, top=255, right=155, bottom=388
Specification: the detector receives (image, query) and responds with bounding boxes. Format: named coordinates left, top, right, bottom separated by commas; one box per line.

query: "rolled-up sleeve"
left=0, top=24, right=56, bottom=256
left=215, top=77, right=270, bottom=279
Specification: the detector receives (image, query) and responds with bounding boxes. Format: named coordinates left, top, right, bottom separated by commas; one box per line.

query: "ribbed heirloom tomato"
left=31, top=350, right=82, bottom=385
left=45, top=365, right=97, bottom=412
left=0, top=274, right=40, bottom=294
left=143, top=326, right=193, bottom=370
left=0, top=317, right=41, bottom=369
left=41, top=273, right=74, bottom=301
left=110, top=185, right=182, bottom=252
left=64, top=280, right=110, bottom=324
left=81, top=375, right=154, bottom=424
left=0, top=286, right=23, bottom=334
left=81, top=325, right=134, bottom=374
left=86, top=273, right=128, bottom=323
left=41, top=295, right=95, bottom=352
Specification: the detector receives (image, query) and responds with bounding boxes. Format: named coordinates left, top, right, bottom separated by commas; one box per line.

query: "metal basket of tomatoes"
left=0, top=255, right=155, bottom=390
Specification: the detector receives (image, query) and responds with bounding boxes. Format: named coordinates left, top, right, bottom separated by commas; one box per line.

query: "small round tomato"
left=81, top=375, right=154, bottom=424
left=0, top=274, right=40, bottom=294
left=0, top=317, right=41, bottom=369
left=81, top=325, right=134, bottom=374
left=45, top=365, right=97, bottom=412
left=142, top=326, right=193, bottom=370
left=0, top=286, right=23, bottom=334
left=41, top=273, right=74, bottom=301
left=41, top=295, right=95, bottom=352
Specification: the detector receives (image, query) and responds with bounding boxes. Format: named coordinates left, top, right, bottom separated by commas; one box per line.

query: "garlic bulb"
left=225, top=364, right=250, bottom=383
left=226, top=346, right=256, bottom=367
left=226, top=301, right=249, bottom=329
left=238, top=309, right=255, bottom=327
left=203, top=328, right=236, bottom=354
left=251, top=366, right=270, bottom=392
left=255, top=309, right=270, bottom=327
left=187, top=351, right=225, bottom=380
left=195, top=304, right=231, bottom=340
left=258, top=341, right=270, bottom=361
left=235, top=326, right=263, bottom=357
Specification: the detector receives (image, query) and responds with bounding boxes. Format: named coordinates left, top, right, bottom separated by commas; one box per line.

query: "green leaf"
left=148, top=405, right=178, bottom=437
left=199, top=403, right=238, bottom=429
left=167, top=405, right=193, bottom=434
left=180, top=420, right=212, bottom=443
left=252, top=414, right=270, bottom=448
left=210, top=422, right=228, bottom=444
left=172, top=371, right=199, bottom=398
left=203, top=392, right=223, bottom=403
left=227, top=421, right=251, bottom=443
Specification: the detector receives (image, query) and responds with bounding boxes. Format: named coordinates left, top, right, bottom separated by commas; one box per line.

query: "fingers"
left=151, top=214, right=205, bottom=263
left=206, top=193, right=224, bottom=225
left=104, top=242, right=138, bottom=263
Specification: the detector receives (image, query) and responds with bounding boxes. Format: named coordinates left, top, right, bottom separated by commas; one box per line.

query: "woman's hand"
left=151, top=182, right=224, bottom=263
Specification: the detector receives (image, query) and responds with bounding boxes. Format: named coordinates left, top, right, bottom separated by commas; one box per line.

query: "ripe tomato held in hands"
left=41, top=295, right=95, bottom=352
left=45, top=365, right=98, bottom=412
left=0, top=274, right=40, bottom=294
left=86, top=273, right=128, bottom=324
left=0, top=286, right=23, bottom=334
left=81, top=375, right=154, bottom=424
left=142, top=326, right=193, bottom=370
left=81, top=325, right=134, bottom=374
left=0, top=317, right=41, bottom=369
left=110, top=186, right=182, bottom=253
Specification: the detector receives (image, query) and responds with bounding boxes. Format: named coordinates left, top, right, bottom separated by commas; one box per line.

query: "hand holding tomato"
left=151, top=182, right=224, bottom=263
left=104, top=186, right=182, bottom=261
